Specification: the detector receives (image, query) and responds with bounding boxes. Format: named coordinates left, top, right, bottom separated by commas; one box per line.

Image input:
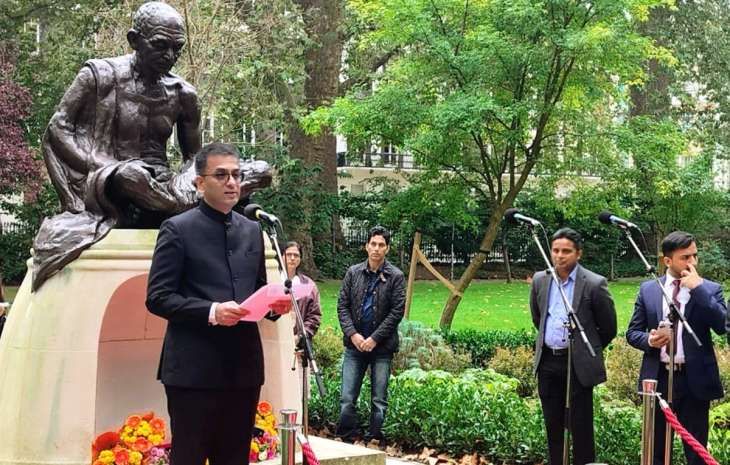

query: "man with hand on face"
left=146, top=142, right=290, bottom=465
left=530, top=228, right=617, bottom=465
left=336, top=226, right=405, bottom=448
left=627, top=231, right=726, bottom=465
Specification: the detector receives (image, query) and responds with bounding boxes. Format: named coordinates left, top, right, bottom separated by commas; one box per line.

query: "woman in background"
left=284, top=241, right=321, bottom=344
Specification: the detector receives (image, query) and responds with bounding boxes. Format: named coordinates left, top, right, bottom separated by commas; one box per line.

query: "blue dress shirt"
left=544, top=266, right=578, bottom=349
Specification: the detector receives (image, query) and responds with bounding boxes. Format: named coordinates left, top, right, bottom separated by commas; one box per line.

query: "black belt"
left=546, top=347, right=568, bottom=356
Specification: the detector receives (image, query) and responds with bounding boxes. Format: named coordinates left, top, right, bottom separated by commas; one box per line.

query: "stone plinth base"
left=259, top=437, right=386, bottom=465
left=0, top=229, right=300, bottom=465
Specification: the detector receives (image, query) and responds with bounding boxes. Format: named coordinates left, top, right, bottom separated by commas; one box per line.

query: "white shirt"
left=660, top=271, right=690, bottom=364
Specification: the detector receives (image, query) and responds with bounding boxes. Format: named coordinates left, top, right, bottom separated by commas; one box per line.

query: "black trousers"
left=165, top=385, right=261, bottom=465
left=652, top=366, right=710, bottom=465
left=537, top=351, right=595, bottom=465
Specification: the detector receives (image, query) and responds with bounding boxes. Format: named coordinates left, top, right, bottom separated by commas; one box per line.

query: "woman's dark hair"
left=661, top=231, right=695, bottom=257
left=551, top=227, right=583, bottom=251
left=284, top=241, right=303, bottom=256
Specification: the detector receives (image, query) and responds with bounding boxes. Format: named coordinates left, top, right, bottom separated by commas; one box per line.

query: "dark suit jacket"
left=626, top=277, right=726, bottom=401
left=530, top=264, right=617, bottom=388
left=337, top=260, right=405, bottom=354
left=146, top=201, right=267, bottom=389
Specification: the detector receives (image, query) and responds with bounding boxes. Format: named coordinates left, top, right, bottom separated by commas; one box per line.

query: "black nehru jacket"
left=146, top=201, right=267, bottom=389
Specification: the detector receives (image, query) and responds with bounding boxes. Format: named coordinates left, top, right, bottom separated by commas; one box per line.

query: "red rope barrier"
left=658, top=397, right=720, bottom=465
left=297, top=434, right=320, bottom=465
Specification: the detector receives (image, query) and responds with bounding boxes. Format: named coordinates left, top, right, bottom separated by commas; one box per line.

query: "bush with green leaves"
left=443, top=328, right=535, bottom=367
left=311, top=326, right=345, bottom=371
left=709, top=402, right=730, bottom=464
left=604, top=337, right=643, bottom=405
left=393, top=320, right=471, bottom=373
left=487, top=346, right=536, bottom=397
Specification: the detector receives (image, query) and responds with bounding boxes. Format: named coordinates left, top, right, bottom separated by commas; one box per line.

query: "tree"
left=306, top=0, right=670, bottom=328
left=0, top=43, right=41, bottom=197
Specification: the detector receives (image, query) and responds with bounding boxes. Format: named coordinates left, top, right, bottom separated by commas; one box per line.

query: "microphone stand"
left=526, top=223, right=595, bottom=465
left=265, top=222, right=326, bottom=438
left=617, top=225, right=701, bottom=464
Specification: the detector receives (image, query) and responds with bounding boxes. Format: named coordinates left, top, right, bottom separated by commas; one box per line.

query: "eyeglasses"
left=285, top=253, right=301, bottom=259
left=200, top=170, right=243, bottom=183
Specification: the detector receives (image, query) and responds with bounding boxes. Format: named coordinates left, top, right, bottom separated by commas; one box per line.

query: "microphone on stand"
left=243, top=203, right=281, bottom=227
left=504, top=208, right=542, bottom=226
left=597, top=211, right=638, bottom=229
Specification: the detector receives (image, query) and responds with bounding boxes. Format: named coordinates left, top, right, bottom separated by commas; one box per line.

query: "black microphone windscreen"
left=243, top=203, right=262, bottom=220
left=597, top=211, right=614, bottom=225
left=504, top=208, right=519, bottom=223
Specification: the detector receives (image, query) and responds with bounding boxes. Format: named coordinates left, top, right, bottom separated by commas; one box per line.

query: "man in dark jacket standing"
left=146, top=142, right=289, bottom=465
left=530, top=228, right=617, bottom=465
left=627, top=231, right=726, bottom=465
left=336, top=226, right=405, bottom=447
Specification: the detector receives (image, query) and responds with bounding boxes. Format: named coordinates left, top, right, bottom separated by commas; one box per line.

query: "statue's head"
left=127, top=2, right=186, bottom=76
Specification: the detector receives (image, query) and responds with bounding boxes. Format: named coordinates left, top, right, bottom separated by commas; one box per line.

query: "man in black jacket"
left=146, top=142, right=289, bottom=465
left=336, top=226, right=405, bottom=447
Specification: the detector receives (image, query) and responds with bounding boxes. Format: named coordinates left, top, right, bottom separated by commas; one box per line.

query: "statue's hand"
left=87, top=153, right=116, bottom=172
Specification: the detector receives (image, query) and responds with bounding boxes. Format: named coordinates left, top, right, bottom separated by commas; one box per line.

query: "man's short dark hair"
left=367, top=226, right=391, bottom=246
left=195, top=142, right=241, bottom=175
left=551, top=227, right=583, bottom=250
left=661, top=231, right=695, bottom=257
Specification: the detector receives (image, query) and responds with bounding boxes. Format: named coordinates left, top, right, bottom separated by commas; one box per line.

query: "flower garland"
left=91, top=412, right=169, bottom=465
left=92, top=403, right=279, bottom=465
left=250, top=401, right=280, bottom=463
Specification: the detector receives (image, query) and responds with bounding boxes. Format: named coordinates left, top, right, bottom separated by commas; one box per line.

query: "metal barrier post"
left=280, top=409, right=299, bottom=465
left=641, top=379, right=658, bottom=465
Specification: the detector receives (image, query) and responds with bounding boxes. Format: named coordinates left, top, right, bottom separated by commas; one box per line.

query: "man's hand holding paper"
left=238, top=283, right=308, bottom=321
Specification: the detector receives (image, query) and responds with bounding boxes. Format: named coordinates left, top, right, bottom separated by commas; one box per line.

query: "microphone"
left=504, top=208, right=541, bottom=226
left=598, top=211, right=638, bottom=229
left=243, top=203, right=280, bottom=226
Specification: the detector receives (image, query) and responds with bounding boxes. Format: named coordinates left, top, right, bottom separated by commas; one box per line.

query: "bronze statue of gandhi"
left=34, top=2, right=271, bottom=290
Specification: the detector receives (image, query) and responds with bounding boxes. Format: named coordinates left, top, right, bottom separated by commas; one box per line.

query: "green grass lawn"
left=318, top=279, right=641, bottom=332
left=4, top=279, right=641, bottom=331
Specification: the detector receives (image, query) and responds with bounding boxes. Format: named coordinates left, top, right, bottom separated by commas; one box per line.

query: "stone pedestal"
left=0, top=229, right=300, bottom=465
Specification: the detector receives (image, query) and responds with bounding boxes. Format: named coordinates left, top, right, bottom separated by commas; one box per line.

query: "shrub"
left=604, top=337, right=643, bottom=405
left=384, top=368, right=545, bottom=463
left=716, top=347, right=730, bottom=402
left=487, top=346, right=536, bottom=397
left=710, top=402, right=730, bottom=464
left=312, top=326, right=344, bottom=371
left=443, top=328, right=535, bottom=367
left=393, top=320, right=471, bottom=373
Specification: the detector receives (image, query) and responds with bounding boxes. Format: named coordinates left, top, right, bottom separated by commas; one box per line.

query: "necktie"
left=671, top=279, right=681, bottom=309
left=671, top=279, right=681, bottom=356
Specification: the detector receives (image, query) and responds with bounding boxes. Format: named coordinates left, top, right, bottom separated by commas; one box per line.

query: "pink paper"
left=238, top=282, right=313, bottom=321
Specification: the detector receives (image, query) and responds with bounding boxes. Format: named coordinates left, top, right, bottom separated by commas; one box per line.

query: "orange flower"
left=132, top=437, right=152, bottom=453
left=125, top=415, right=142, bottom=429
left=141, top=412, right=154, bottom=422
left=257, top=401, right=272, bottom=416
left=114, top=447, right=130, bottom=465
left=149, top=417, right=165, bottom=433
left=93, top=460, right=105, bottom=465
left=92, top=431, right=120, bottom=460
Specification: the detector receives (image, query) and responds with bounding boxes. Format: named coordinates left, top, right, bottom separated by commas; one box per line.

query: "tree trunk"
left=287, top=0, right=343, bottom=277
left=288, top=0, right=341, bottom=194
left=439, top=204, right=508, bottom=329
